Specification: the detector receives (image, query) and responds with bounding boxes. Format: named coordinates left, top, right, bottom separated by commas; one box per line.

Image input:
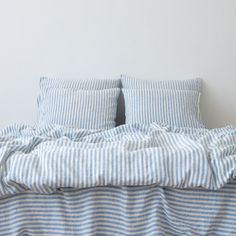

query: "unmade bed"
left=0, top=123, right=236, bottom=235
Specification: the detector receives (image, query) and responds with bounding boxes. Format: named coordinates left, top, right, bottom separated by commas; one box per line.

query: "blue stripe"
left=123, top=88, right=204, bottom=128
left=37, top=77, right=120, bottom=129
left=1, top=123, right=236, bottom=235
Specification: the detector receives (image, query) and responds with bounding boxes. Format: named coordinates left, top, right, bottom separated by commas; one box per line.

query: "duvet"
left=0, top=123, right=236, bottom=235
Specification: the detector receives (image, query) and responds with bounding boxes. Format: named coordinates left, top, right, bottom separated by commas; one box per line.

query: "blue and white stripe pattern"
left=121, top=74, right=202, bottom=91
left=38, top=88, right=120, bottom=130
left=0, top=123, right=236, bottom=235
left=1, top=183, right=236, bottom=236
left=0, top=123, right=236, bottom=194
left=123, top=89, right=204, bottom=128
left=121, top=75, right=204, bottom=128
left=38, top=78, right=120, bottom=129
left=40, top=77, right=120, bottom=90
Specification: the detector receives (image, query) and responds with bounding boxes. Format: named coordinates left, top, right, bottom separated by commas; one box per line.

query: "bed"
left=0, top=123, right=236, bottom=235
left=0, top=76, right=236, bottom=235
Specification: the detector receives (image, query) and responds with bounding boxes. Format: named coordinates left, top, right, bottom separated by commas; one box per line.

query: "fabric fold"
left=0, top=123, right=236, bottom=197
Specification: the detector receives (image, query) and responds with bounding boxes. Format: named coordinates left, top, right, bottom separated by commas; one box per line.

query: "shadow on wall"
left=200, top=79, right=233, bottom=129
left=116, top=90, right=125, bottom=126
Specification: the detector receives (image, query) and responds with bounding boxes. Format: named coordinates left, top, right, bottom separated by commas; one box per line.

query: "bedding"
left=38, top=88, right=120, bottom=130
left=0, top=123, right=236, bottom=235
left=121, top=74, right=202, bottom=91
left=40, top=77, right=121, bottom=90
left=123, top=89, right=204, bottom=128
left=121, top=75, right=204, bottom=128
left=37, top=77, right=121, bottom=129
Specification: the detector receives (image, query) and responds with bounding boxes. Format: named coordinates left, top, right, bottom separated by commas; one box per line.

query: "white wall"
left=0, top=0, right=236, bottom=128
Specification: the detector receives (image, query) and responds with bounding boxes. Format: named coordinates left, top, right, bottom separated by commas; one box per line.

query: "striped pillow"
left=121, top=75, right=202, bottom=92
left=123, top=89, right=204, bottom=128
left=38, top=78, right=121, bottom=129
left=38, top=88, right=120, bottom=129
left=40, top=77, right=120, bottom=90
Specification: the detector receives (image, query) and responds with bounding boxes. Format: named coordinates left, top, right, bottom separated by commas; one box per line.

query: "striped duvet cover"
left=0, top=123, right=236, bottom=235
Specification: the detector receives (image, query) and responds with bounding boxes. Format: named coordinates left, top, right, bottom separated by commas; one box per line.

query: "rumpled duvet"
left=0, top=123, right=236, bottom=235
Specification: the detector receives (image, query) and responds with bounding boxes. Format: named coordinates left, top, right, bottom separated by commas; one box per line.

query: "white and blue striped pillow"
left=40, top=77, right=120, bottom=90
left=123, top=89, right=204, bottom=128
left=38, top=78, right=120, bottom=130
left=121, top=75, right=202, bottom=92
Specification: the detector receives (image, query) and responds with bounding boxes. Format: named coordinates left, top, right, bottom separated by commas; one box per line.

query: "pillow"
left=37, top=78, right=121, bottom=129
left=122, top=89, right=204, bottom=128
left=40, top=77, right=120, bottom=90
left=38, top=88, right=120, bottom=130
left=121, top=75, right=202, bottom=92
